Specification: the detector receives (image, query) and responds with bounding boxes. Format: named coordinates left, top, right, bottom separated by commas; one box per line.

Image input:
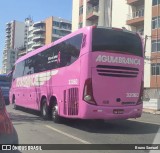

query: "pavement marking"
left=45, top=125, right=91, bottom=144
left=129, top=119, right=160, bottom=126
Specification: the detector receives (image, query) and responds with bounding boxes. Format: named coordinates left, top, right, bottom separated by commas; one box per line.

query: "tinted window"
left=13, top=61, right=25, bottom=79
left=92, top=28, right=143, bottom=57
left=34, top=33, right=83, bottom=72
left=13, top=33, right=83, bottom=78
left=59, top=33, right=83, bottom=67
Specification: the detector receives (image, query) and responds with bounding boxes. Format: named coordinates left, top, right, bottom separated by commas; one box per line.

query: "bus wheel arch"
left=49, top=96, right=61, bottom=123
left=40, top=96, right=49, bottom=120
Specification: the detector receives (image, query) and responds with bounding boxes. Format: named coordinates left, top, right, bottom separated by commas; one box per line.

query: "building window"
left=152, top=40, right=160, bottom=52
left=53, top=29, right=60, bottom=35
left=152, top=17, right=160, bottom=29
left=79, top=6, right=83, bottom=15
left=53, top=21, right=60, bottom=27
left=79, top=23, right=82, bottom=28
left=132, top=9, right=144, bottom=18
left=152, top=0, right=160, bottom=6
left=151, top=63, right=160, bottom=75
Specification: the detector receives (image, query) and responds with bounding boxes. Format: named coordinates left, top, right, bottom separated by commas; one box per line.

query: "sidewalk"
left=143, top=108, right=160, bottom=115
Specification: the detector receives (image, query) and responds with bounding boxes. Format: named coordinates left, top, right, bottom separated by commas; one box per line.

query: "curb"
left=143, top=109, right=160, bottom=115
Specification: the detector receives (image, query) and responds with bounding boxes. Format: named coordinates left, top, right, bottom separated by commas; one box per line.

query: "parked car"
left=0, top=87, right=18, bottom=144
left=0, top=74, right=11, bottom=105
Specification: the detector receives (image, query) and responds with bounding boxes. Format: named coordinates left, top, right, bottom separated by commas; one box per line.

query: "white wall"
left=112, top=0, right=129, bottom=29
left=14, top=21, right=25, bottom=49
left=83, top=0, right=87, bottom=27
left=144, top=0, right=152, bottom=88
left=72, top=0, right=79, bottom=32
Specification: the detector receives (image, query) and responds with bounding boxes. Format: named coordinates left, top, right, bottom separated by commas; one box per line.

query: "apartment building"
left=113, top=0, right=158, bottom=98
left=27, top=16, right=72, bottom=52
left=2, top=17, right=71, bottom=74
left=72, top=0, right=160, bottom=98
left=72, top=0, right=112, bottom=31
left=2, top=20, right=28, bottom=74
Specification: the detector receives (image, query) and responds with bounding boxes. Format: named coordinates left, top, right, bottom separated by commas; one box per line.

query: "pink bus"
left=9, top=26, right=144, bottom=122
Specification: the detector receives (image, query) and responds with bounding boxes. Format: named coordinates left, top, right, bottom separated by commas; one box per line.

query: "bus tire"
left=52, top=102, right=61, bottom=123
left=41, top=98, right=49, bottom=120
left=12, top=96, right=18, bottom=110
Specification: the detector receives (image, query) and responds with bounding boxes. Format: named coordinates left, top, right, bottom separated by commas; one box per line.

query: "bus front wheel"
left=12, top=96, right=18, bottom=110
left=52, top=103, right=61, bottom=123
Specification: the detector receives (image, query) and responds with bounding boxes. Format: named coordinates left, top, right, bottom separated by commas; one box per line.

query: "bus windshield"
left=92, top=28, right=143, bottom=57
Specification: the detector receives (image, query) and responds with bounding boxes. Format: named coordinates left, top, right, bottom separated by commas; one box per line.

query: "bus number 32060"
left=126, top=93, right=139, bottom=98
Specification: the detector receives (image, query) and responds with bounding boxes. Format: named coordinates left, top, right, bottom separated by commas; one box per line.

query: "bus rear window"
left=92, top=28, right=143, bottom=57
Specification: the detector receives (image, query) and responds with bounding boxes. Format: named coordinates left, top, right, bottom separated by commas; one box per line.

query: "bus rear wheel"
left=41, top=99, right=49, bottom=120
left=52, top=103, right=61, bottom=123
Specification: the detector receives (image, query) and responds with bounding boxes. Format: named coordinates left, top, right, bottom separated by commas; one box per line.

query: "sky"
left=0, top=0, right=72, bottom=69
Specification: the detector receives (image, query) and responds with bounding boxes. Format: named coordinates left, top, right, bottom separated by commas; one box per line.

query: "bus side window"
left=13, top=61, right=25, bottom=79
left=24, top=58, right=35, bottom=75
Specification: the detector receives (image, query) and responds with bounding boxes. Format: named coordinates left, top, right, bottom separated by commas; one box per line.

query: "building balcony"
left=127, top=0, right=144, bottom=6
left=6, top=22, right=11, bottom=25
left=27, top=47, right=33, bottom=52
left=3, top=57, right=7, bottom=61
left=18, top=50, right=26, bottom=57
left=32, top=42, right=44, bottom=49
left=33, top=21, right=45, bottom=27
left=33, top=27, right=45, bottom=34
left=6, top=32, right=11, bottom=37
left=126, top=9, right=144, bottom=26
left=27, top=40, right=33, bottom=45
left=87, top=0, right=99, bottom=6
left=3, top=52, right=7, bottom=57
left=32, top=35, right=45, bottom=41
left=86, top=6, right=99, bottom=20
left=6, top=24, right=11, bottom=30
left=5, top=40, right=11, bottom=45
left=6, top=28, right=11, bottom=33
left=59, top=28, right=71, bottom=32
left=52, top=34, right=61, bottom=38
left=28, top=33, right=34, bottom=38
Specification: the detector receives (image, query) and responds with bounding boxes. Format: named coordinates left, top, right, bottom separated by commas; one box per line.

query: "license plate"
left=113, top=109, right=124, bottom=114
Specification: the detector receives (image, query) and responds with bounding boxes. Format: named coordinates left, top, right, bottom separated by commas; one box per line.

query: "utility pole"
left=144, top=35, right=148, bottom=53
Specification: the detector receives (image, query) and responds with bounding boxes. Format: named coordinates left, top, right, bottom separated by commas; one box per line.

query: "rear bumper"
left=79, top=103, right=143, bottom=120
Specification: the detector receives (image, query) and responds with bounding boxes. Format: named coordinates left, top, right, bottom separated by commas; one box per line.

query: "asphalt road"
left=5, top=105, right=160, bottom=153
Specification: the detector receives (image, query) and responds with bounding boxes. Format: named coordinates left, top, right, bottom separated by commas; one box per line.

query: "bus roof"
left=15, top=26, right=93, bottom=65
left=15, top=26, right=140, bottom=65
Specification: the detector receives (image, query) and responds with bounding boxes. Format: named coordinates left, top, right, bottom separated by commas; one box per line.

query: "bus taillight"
left=83, top=78, right=96, bottom=105
left=136, top=81, right=144, bottom=105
